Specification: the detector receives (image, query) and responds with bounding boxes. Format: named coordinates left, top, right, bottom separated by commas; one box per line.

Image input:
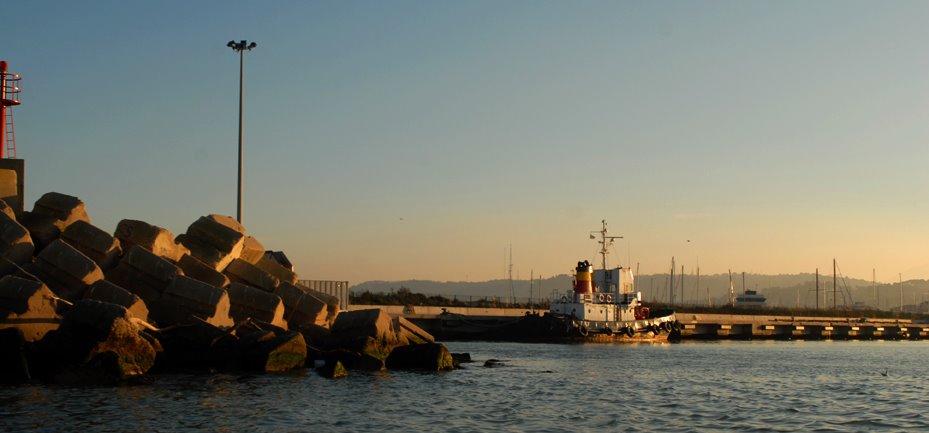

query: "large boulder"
left=0, top=275, right=61, bottom=342
left=274, top=282, right=329, bottom=329
left=61, top=220, right=121, bottom=271
left=27, top=239, right=104, bottom=302
left=149, top=275, right=234, bottom=328
left=0, top=211, right=34, bottom=276
left=49, top=299, right=157, bottom=384
left=224, top=259, right=279, bottom=292
left=177, top=254, right=230, bottom=288
left=114, top=219, right=189, bottom=263
left=105, top=245, right=182, bottom=305
left=83, top=280, right=149, bottom=322
left=178, top=215, right=246, bottom=271
left=385, top=343, right=456, bottom=371
left=226, top=283, right=286, bottom=328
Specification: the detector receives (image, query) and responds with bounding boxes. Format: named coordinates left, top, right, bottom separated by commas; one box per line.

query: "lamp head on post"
left=227, top=40, right=257, bottom=52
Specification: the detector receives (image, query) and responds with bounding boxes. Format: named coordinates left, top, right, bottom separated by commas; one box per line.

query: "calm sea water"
left=2, top=340, right=929, bottom=432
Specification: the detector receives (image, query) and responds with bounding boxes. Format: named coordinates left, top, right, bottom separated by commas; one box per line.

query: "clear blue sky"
left=3, top=1, right=928, bottom=284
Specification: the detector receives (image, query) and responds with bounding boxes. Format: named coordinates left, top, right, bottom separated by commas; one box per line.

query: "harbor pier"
left=350, top=305, right=929, bottom=341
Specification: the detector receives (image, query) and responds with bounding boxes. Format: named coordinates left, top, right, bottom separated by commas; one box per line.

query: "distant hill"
left=352, top=273, right=929, bottom=310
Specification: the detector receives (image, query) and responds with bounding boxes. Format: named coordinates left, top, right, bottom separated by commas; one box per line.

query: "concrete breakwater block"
left=83, top=280, right=149, bottom=322
left=226, top=258, right=279, bottom=292
left=0, top=210, right=34, bottom=276
left=225, top=259, right=280, bottom=292
left=331, top=308, right=396, bottom=343
left=21, top=192, right=90, bottom=252
left=226, top=283, right=287, bottom=329
left=239, top=236, right=265, bottom=264
left=114, top=219, right=188, bottom=263
left=274, top=282, right=329, bottom=328
left=48, top=299, right=157, bottom=384
left=179, top=215, right=246, bottom=271
left=105, top=246, right=183, bottom=305
left=177, top=254, right=230, bottom=288
left=0, top=275, right=61, bottom=342
left=254, top=255, right=298, bottom=286
left=27, top=239, right=104, bottom=302
left=235, top=321, right=306, bottom=372
left=150, top=275, right=233, bottom=328
left=394, top=316, right=435, bottom=345
left=62, top=220, right=122, bottom=271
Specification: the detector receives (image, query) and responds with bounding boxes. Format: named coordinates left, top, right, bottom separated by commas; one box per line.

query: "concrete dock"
left=350, top=305, right=928, bottom=341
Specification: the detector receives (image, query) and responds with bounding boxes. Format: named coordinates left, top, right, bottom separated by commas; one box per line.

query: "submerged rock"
left=385, top=343, right=457, bottom=371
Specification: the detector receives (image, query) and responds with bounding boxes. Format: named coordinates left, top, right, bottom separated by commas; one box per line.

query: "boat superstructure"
left=548, top=220, right=679, bottom=339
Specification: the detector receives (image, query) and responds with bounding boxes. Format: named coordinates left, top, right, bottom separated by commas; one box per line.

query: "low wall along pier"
left=678, top=313, right=925, bottom=340
left=352, top=305, right=929, bottom=341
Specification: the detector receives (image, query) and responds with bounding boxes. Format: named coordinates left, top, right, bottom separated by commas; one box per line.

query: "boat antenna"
left=590, top=219, right=622, bottom=272
left=590, top=220, right=622, bottom=293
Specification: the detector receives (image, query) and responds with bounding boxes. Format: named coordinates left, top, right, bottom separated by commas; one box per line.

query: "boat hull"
left=413, top=311, right=681, bottom=343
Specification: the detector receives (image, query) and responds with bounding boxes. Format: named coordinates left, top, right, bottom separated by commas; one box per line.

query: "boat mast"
left=592, top=220, right=622, bottom=292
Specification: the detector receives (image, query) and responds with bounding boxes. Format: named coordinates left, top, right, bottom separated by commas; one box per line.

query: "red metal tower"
left=1, top=61, right=21, bottom=159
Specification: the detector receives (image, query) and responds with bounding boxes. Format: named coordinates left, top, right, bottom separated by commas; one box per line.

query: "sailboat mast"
left=833, top=258, right=836, bottom=310
left=815, top=268, right=819, bottom=310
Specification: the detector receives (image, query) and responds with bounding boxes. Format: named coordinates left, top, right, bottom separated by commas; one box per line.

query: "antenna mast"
left=591, top=219, right=622, bottom=291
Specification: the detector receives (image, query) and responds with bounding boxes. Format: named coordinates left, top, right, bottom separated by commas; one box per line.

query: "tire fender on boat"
left=652, top=325, right=661, bottom=335
left=578, top=325, right=589, bottom=336
left=603, top=327, right=613, bottom=336
left=598, top=293, right=605, bottom=302
left=624, top=327, right=635, bottom=337
left=605, top=294, right=613, bottom=303
left=561, top=295, right=567, bottom=303
left=662, top=321, right=672, bottom=332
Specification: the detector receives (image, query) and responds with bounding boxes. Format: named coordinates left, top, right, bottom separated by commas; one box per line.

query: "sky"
left=2, top=1, right=928, bottom=285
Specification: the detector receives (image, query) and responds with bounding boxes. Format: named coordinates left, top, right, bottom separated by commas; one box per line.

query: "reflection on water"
left=3, top=341, right=929, bottom=432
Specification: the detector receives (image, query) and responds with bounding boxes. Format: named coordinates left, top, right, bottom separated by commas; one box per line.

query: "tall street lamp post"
left=227, top=40, right=257, bottom=224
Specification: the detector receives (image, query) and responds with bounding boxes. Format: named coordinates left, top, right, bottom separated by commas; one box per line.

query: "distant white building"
left=735, top=290, right=766, bottom=307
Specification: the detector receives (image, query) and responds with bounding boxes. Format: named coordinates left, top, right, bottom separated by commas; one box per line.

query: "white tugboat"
left=547, top=220, right=679, bottom=340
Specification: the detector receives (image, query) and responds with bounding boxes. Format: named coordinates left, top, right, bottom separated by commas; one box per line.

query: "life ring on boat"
left=578, top=325, right=589, bottom=337
left=598, top=294, right=605, bottom=302
left=624, top=326, right=635, bottom=337
left=605, top=294, right=613, bottom=303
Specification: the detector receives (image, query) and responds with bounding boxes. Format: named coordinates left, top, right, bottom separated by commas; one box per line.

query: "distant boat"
left=735, top=290, right=766, bottom=307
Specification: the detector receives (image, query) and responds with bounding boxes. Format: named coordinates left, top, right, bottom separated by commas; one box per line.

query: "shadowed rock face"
left=50, top=299, right=157, bottom=383
left=29, top=239, right=104, bottom=302
left=226, top=283, right=287, bottom=329
left=62, top=221, right=122, bottom=271
left=113, top=219, right=188, bottom=263
left=22, top=192, right=90, bottom=252
left=0, top=275, right=61, bottom=343
left=0, top=211, right=34, bottom=275
left=83, top=280, right=149, bottom=322
left=150, top=275, right=234, bottom=328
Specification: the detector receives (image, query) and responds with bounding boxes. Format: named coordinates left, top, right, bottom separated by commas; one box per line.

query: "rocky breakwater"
left=0, top=192, right=457, bottom=385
